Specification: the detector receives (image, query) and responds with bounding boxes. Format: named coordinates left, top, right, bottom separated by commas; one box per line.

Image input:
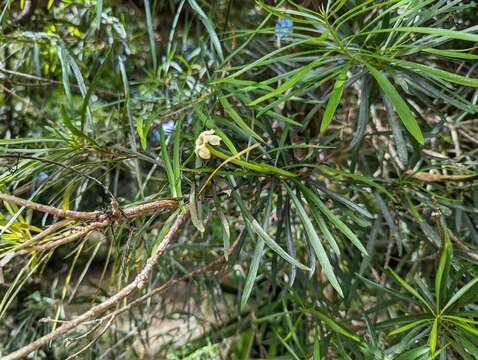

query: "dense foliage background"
left=1, top=0, right=478, bottom=358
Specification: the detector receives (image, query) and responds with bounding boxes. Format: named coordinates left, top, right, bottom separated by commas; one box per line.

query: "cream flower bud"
left=195, top=129, right=222, bottom=160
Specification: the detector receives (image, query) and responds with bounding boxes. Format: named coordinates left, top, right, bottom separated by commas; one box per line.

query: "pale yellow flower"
left=195, top=129, right=221, bottom=160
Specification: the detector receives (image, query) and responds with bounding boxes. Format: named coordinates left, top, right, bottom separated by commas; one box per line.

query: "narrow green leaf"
left=189, top=183, right=204, bottom=233
left=59, top=105, right=96, bottom=145
left=160, top=124, right=177, bottom=199
left=317, top=185, right=373, bottom=219
left=443, top=278, right=478, bottom=313
left=214, top=200, right=230, bottom=256
left=249, top=54, right=329, bottom=106
left=388, top=267, right=435, bottom=314
left=298, top=184, right=367, bottom=255
left=314, top=211, right=340, bottom=256
left=241, top=238, right=264, bottom=311
left=0, top=0, right=12, bottom=28
left=218, top=94, right=264, bottom=142
left=285, top=184, right=343, bottom=297
left=249, top=218, right=309, bottom=271
left=152, top=209, right=180, bottom=254
left=187, top=0, right=223, bottom=61
left=313, top=333, right=320, bottom=360
left=435, top=220, right=452, bottom=310
left=389, top=319, right=432, bottom=336
left=144, top=0, right=157, bottom=71
left=173, top=117, right=183, bottom=200
left=80, top=47, right=113, bottom=132
left=314, top=164, right=396, bottom=201
left=449, top=334, right=478, bottom=360
left=241, top=192, right=273, bottom=311
left=312, top=309, right=361, bottom=342
left=394, top=59, right=478, bottom=88
left=374, top=193, right=402, bottom=255
left=422, top=48, right=478, bottom=60
left=69, top=55, right=89, bottom=116
left=382, top=92, right=408, bottom=164
left=68, top=240, right=102, bottom=302
left=444, top=315, right=478, bottom=325
left=208, top=147, right=297, bottom=177
left=403, top=191, right=423, bottom=223
left=396, top=26, right=478, bottom=42
left=351, top=75, right=370, bottom=149
left=405, top=72, right=477, bottom=113
left=137, top=117, right=145, bottom=149
left=95, top=0, right=103, bottom=30
left=429, top=317, right=438, bottom=355
left=57, top=44, right=72, bottom=101
left=272, top=327, right=301, bottom=360
left=355, top=26, right=478, bottom=42
left=357, top=274, right=417, bottom=303
left=320, top=63, right=350, bottom=132
left=367, top=64, right=424, bottom=144
left=395, top=346, right=429, bottom=360
left=119, top=56, right=143, bottom=196
left=451, top=320, right=478, bottom=337
left=219, top=37, right=323, bottom=83
left=0, top=138, right=64, bottom=145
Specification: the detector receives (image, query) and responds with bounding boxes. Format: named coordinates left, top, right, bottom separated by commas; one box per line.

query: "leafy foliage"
left=1, top=0, right=478, bottom=359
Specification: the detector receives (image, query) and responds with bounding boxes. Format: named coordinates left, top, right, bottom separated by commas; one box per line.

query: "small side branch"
left=0, top=193, right=102, bottom=221
left=0, top=193, right=178, bottom=221
left=0, top=193, right=178, bottom=257
left=21, top=220, right=111, bottom=253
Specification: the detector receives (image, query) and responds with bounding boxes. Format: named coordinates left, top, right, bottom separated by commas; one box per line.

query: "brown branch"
left=0, top=193, right=178, bottom=222
left=0, top=196, right=178, bottom=254
left=0, top=210, right=189, bottom=360
left=122, top=199, right=178, bottom=218
left=20, top=220, right=111, bottom=254
left=0, top=193, right=102, bottom=221
left=29, top=201, right=177, bottom=252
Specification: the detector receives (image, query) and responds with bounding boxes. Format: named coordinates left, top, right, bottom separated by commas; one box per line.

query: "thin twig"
left=64, top=315, right=115, bottom=360
left=122, top=199, right=177, bottom=218
left=22, top=220, right=111, bottom=253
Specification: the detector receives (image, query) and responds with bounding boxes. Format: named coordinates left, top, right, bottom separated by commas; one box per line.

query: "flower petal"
left=197, top=145, right=211, bottom=160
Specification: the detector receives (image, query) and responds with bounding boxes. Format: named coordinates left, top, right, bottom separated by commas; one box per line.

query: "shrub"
left=1, top=0, right=478, bottom=358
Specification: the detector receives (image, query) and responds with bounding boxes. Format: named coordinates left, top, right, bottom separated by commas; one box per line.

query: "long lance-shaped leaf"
left=320, top=63, right=350, bottom=133
left=435, top=218, right=452, bottom=311
left=298, top=183, right=367, bottom=255
left=367, top=64, right=424, bottom=144
left=284, top=183, right=343, bottom=297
